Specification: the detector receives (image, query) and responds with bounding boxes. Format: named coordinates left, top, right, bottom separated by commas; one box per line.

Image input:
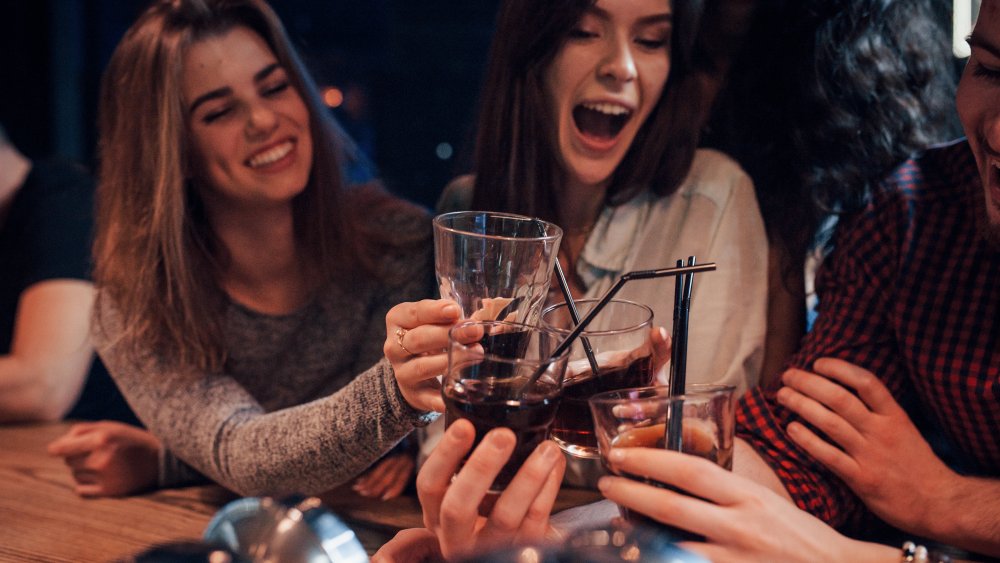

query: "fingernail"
left=538, top=441, right=560, bottom=461
left=597, top=477, right=611, bottom=492
left=659, top=327, right=669, bottom=341
left=442, top=304, right=459, bottom=317
left=450, top=420, right=471, bottom=440
left=487, top=429, right=515, bottom=451
left=776, top=388, right=789, bottom=403
left=608, top=449, right=625, bottom=463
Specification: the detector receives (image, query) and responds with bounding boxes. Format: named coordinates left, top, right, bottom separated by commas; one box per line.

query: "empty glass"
left=433, top=211, right=562, bottom=325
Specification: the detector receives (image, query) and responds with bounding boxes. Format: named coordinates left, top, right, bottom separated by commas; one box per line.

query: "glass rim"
left=587, top=384, right=736, bottom=405
left=432, top=210, right=563, bottom=243
left=448, top=319, right=571, bottom=364
left=540, top=298, right=653, bottom=336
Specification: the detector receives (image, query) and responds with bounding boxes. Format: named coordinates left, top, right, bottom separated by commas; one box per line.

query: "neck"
left=558, top=177, right=608, bottom=232
left=205, top=198, right=314, bottom=314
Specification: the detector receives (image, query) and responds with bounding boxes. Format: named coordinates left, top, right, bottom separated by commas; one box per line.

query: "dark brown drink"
left=550, top=355, right=653, bottom=452
left=608, top=422, right=731, bottom=541
left=443, top=377, right=560, bottom=492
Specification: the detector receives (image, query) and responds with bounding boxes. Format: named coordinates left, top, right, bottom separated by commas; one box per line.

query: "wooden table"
left=0, top=423, right=602, bottom=561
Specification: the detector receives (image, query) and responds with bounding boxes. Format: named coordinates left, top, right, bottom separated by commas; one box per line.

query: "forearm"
left=733, top=438, right=794, bottom=502
left=0, top=356, right=79, bottom=422
left=928, top=475, right=1000, bottom=556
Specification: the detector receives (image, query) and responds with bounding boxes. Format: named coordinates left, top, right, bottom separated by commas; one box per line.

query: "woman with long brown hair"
left=52, top=0, right=452, bottom=497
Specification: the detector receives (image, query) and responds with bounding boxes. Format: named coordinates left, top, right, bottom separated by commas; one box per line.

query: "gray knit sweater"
left=95, top=206, right=436, bottom=496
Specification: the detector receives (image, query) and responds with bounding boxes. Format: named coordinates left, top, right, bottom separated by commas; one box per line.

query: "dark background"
left=0, top=0, right=501, bottom=208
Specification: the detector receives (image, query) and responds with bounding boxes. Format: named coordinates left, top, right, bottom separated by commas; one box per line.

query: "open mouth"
left=572, top=102, right=631, bottom=141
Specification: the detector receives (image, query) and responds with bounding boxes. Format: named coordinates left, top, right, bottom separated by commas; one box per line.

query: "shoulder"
left=437, top=174, right=475, bottom=213
left=875, top=138, right=977, bottom=209
left=677, top=149, right=756, bottom=209
left=346, top=182, right=432, bottom=241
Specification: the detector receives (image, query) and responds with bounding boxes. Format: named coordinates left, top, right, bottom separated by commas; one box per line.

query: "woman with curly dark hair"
left=704, top=0, right=961, bottom=382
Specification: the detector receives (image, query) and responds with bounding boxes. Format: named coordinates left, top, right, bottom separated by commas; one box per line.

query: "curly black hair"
left=703, top=0, right=961, bottom=282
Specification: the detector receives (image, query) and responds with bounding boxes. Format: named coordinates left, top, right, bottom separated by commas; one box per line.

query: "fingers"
left=386, top=299, right=461, bottom=331
left=597, top=473, right=729, bottom=539
left=605, top=448, right=744, bottom=506
left=371, top=528, right=443, bottom=563
left=812, top=358, right=901, bottom=416
left=436, top=428, right=516, bottom=552
left=782, top=368, right=871, bottom=423
left=416, top=419, right=477, bottom=530
left=776, top=382, right=864, bottom=452
left=786, top=421, right=860, bottom=481
left=355, top=455, right=414, bottom=499
left=47, top=428, right=105, bottom=457
left=479, top=440, right=564, bottom=545
left=650, top=326, right=671, bottom=372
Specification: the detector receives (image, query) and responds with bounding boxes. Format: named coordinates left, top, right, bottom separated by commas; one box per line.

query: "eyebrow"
left=969, top=33, right=1000, bottom=60
left=188, top=62, right=282, bottom=114
left=585, top=5, right=673, bottom=26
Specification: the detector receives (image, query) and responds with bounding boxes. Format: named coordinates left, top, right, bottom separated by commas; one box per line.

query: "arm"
left=598, top=448, right=898, bottom=563
left=779, top=358, right=1000, bottom=556
left=95, top=297, right=440, bottom=496
left=735, top=188, right=909, bottom=527
left=0, top=280, right=95, bottom=422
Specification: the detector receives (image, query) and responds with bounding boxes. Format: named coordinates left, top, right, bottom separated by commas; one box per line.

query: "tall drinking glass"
left=433, top=211, right=562, bottom=325
left=442, top=320, right=569, bottom=494
left=541, top=299, right=655, bottom=459
left=588, top=384, right=736, bottom=539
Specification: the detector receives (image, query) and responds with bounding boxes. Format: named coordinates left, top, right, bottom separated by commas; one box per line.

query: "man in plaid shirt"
left=735, top=3, right=1000, bottom=556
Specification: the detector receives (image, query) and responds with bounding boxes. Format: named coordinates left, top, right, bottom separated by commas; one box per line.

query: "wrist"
left=843, top=538, right=898, bottom=563
left=922, top=471, right=967, bottom=541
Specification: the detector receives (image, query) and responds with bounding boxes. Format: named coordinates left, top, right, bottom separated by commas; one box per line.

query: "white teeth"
left=248, top=141, right=293, bottom=168
left=582, top=102, right=631, bottom=116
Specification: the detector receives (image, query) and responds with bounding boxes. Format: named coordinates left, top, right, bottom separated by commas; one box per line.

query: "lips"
left=246, top=140, right=294, bottom=169
left=572, top=101, right=633, bottom=148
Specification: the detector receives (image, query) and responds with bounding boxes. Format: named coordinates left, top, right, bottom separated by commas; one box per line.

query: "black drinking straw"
left=520, top=261, right=716, bottom=395
left=666, top=256, right=697, bottom=451
left=667, top=259, right=684, bottom=395
left=552, top=260, right=601, bottom=377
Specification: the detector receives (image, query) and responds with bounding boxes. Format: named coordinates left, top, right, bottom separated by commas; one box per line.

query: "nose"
left=245, top=102, right=278, bottom=138
left=598, top=35, right=637, bottom=84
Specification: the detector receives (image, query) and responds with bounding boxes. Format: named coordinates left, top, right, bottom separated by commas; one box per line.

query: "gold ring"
left=395, top=327, right=415, bottom=356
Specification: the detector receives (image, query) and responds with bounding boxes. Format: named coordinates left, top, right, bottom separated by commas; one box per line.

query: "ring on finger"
left=395, top=327, right=416, bottom=356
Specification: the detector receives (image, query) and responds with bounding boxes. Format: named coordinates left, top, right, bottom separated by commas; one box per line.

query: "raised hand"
left=373, top=418, right=565, bottom=562
left=47, top=421, right=161, bottom=497
left=383, top=299, right=462, bottom=413
left=777, top=357, right=959, bottom=536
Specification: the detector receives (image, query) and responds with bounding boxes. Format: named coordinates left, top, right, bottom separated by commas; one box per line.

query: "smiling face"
left=544, top=0, right=672, bottom=192
left=957, top=1, right=1000, bottom=244
left=181, top=26, right=313, bottom=210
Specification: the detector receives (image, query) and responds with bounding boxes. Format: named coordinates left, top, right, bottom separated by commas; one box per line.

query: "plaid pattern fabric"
left=736, top=139, right=1000, bottom=531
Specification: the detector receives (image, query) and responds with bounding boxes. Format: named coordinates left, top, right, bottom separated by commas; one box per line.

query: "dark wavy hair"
left=469, top=0, right=708, bottom=222
left=704, top=0, right=960, bottom=281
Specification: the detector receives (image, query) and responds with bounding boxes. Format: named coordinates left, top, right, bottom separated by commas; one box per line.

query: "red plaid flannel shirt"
left=736, top=139, right=1000, bottom=532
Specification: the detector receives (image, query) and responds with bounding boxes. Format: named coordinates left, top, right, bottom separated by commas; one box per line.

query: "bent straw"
left=520, top=261, right=716, bottom=395
left=666, top=256, right=697, bottom=452
left=553, top=260, right=601, bottom=377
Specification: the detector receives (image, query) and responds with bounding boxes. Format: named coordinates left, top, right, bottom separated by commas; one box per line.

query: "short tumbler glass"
left=541, top=299, right=655, bottom=459
left=442, top=320, right=569, bottom=494
left=588, top=385, right=736, bottom=535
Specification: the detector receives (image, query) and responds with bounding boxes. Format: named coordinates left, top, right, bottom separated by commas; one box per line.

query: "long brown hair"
left=94, top=0, right=414, bottom=372
left=469, top=0, right=709, bottom=222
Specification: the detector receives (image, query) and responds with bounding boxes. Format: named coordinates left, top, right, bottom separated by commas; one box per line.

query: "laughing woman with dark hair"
left=440, top=0, right=768, bottom=395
